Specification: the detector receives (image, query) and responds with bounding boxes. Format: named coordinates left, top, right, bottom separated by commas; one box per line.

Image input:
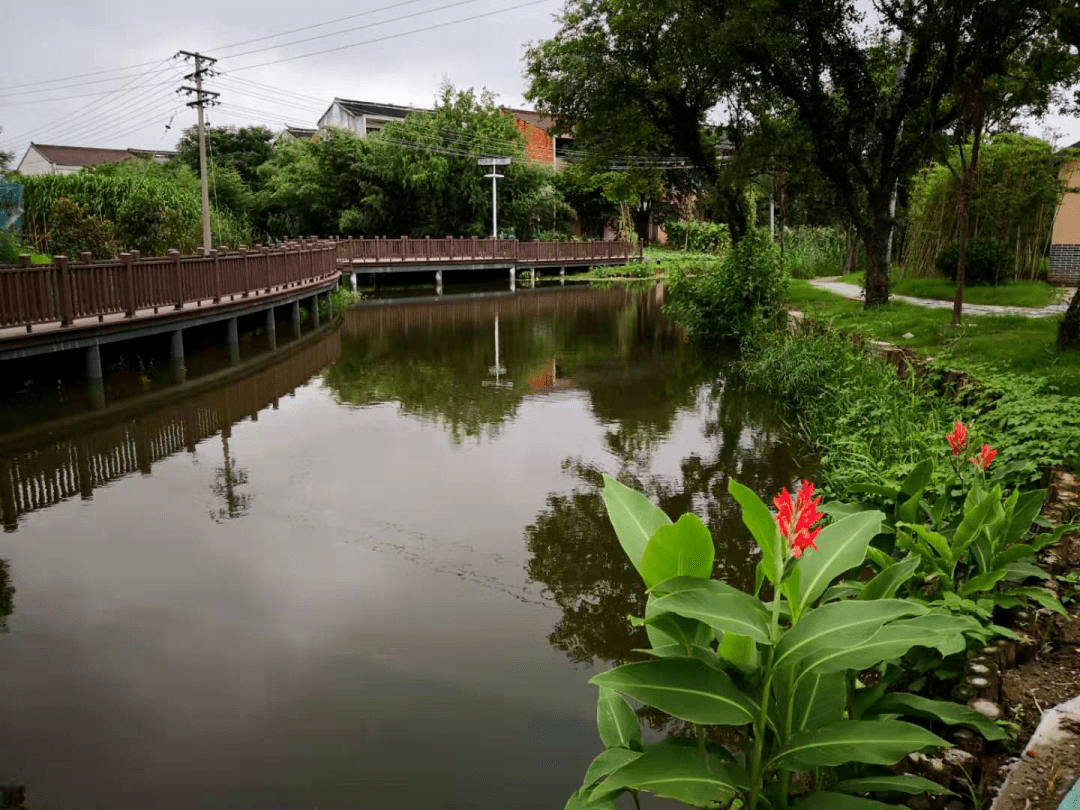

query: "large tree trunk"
left=952, top=85, right=986, bottom=326
left=862, top=223, right=891, bottom=307
left=1060, top=287, right=1080, bottom=350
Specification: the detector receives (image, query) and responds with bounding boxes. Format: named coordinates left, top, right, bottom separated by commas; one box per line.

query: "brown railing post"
left=212, top=249, right=222, bottom=303
left=57, top=255, right=73, bottom=327
left=264, top=246, right=272, bottom=292
left=121, top=252, right=136, bottom=318
left=513, top=238, right=519, bottom=261
left=169, top=249, right=183, bottom=310
left=241, top=248, right=250, bottom=297
left=425, top=235, right=430, bottom=261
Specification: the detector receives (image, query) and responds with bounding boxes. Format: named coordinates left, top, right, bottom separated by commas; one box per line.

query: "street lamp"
left=477, top=157, right=512, bottom=238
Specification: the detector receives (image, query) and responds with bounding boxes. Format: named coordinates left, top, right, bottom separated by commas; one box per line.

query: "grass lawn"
left=834, top=272, right=1062, bottom=308
left=787, top=279, right=1080, bottom=395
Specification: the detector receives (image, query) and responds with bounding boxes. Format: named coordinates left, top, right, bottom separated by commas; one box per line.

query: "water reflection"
left=0, top=557, right=12, bottom=631
left=210, top=429, right=253, bottom=522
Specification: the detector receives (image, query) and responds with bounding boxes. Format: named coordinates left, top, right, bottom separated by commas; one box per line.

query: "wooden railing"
left=336, top=237, right=636, bottom=265
left=0, top=240, right=339, bottom=334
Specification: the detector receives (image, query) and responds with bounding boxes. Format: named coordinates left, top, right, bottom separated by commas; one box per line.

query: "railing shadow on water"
left=0, top=318, right=344, bottom=533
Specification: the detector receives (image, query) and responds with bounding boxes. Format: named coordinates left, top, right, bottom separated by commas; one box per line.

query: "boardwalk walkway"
left=809, top=276, right=1077, bottom=319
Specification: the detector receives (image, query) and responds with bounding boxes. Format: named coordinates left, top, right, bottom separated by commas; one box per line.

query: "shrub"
left=663, top=219, right=730, bottom=254
left=664, top=228, right=786, bottom=342
left=47, top=198, right=119, bottom=259
left=0, top=229, right=21, bottom=264
left=935, top=238, right=1010, bottom=286
left=783, top=226, right=846, bottom=278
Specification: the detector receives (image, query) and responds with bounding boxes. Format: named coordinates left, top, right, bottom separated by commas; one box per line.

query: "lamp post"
left=478, top=157, right=512, bottom=238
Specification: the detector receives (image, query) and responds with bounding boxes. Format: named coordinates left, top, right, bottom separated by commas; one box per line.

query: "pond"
left=0, top=282, right=814, bottom=809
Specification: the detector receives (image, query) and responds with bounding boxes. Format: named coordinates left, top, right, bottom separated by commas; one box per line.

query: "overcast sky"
left=3, top=0, right=1079, bottom=166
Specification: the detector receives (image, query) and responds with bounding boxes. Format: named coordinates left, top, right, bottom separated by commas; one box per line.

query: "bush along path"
left=808, top=276, right=1076, bottom=319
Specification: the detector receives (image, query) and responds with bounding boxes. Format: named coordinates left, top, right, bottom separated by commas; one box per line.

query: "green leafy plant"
left=568, top=475, right=1004, bottom=809
left=935, top=238, right=1010, bottom=286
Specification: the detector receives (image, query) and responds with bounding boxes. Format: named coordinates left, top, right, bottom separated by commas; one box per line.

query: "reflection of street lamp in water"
left=483, top=315, right=513, bottom=389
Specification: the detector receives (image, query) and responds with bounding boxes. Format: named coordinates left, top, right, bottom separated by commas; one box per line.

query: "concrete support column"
left=86, top=343, right=106, bottom=410
left=350, top=272, right=358, bottom=292
left=265, top=307, right=277, bottom=351
left=170, top=329, right=186, bottom=384
left=311, top=295, right=321, bottom=328
left=325, top=291, right=333, bottom=319
left=292, top=301, right=302, bottom=338
left=226, top=317, right=240, bottom=366
left=560, top=266, right=566, bottom=277
left=509, top=267, right=516, bottom=292
left=435, top=269, right=443, bottom=296
left=530, top=267, right=536, bottom=286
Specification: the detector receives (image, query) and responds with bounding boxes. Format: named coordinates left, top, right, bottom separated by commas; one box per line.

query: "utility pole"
left=176, top=50, right=219, bottom=255
left=477, top=157, right=511, bottom=239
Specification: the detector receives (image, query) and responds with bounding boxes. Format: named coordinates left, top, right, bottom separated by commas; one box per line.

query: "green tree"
left=174, top=125, right=275, bottom=190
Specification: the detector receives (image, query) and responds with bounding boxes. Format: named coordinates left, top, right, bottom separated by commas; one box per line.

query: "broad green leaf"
left=643, top=599, right=713, bottom=652
left=590, top=658, right=756, bottom=726
left=564, top=787, right=619, bottom=810
left=794, top=511, right=885, bottom=613
left=821, top=584, right=863, bottom=603
left=1009, top=587, right=1067, bottom=616
left=971, top=536, right=992, bottom=575
left=791, top=793, right=901, bottom=809
left=906, top=525, right=951, bottom=563
left=865, top=547, right=894, bottom=570
left=775, top=600, right=927, bottom=671
left=896, top=489, right=924, bottom=525
left=869, top=613, right=979, bottom=656
left=847, top=483, right=900, bottom=500
left=718, top=632, right=759, bottom=671
left=992, top=544, right=1036, bottom=568
left=729, top=479, right=778, bottom=581
left=868, top=693, right=1007, bottom=742
left=597, top=688, right=642, bottom=750
left=650, top=578, right=772, bottom=644
left=639, top=513, right=714, bottom=589
left=769, top=720, right=948, bottom=771
left=637, top=644, right=719, bottom=665
left=583, top=748, right=642, bottom=789
left=858, top=556, right=921, bottom=601
left=953, top=490, right=1000, bottom=564
left=591, top=742, right=742, bottom=806
left=1004, top=562, right=1051, bottom=581
left=899, top=460, right=935, bottom=498
left=784, top=670, right=846, bottom=733
left=834, top=774, right=952, bottom=795
left=959, top=570, right=1008, bottom=597
left=602, top=474, right=671, bottom=571
left=795, top=619, right=960, bottom=683
left=931, top=491, right=950, bottom=529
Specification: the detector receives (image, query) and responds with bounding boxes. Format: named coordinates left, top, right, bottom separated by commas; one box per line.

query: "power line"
left=227, top=0, right=555, bottom=72
left=0, top=58, right=165, bottom=93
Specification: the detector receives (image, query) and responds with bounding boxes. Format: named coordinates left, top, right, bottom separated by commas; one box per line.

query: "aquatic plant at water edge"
left=567, top=475, right=1004, bottom=809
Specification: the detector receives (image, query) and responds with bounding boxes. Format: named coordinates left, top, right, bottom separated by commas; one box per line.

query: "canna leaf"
left=1007, top=587, right=1067, bottom=616
left=867, top=693, right=1007, bottom=742
left=643, top=598, right=714, bottom=652
left=717, top=632, right=759, bottom=671
left=959, top=570, right=1009, bottom=597
left=650, top=577, right=772, bottom=644
left=590, top=741, right=742, bottom=806
left=953, top=490, right=1000, bottom=566
left=564, top=786, right=619, bottom=810
left=783, top=670, right=846, bottom=734
left=794, top=510, right=885, bottom=614
left=590, top=658, right=757, bottom=726
left=858, top=556, right=921, bottom=600
left=991, top=544, right=1036, bottom=568
left=1003, top=562, right=1051, bottom=581
left=596, top=688, right=642, bottom=750
left=639, top=513, right=715, bottom=589
left=833, top=774, right=953, bottom=795
left=602, top=474, right=671, bottom=573
left=582, top=747, right=642, bottom=789
left=899, top=460, right=935, bottom=498
left=769, top=720, right=948, bottom=771
left=791, top=793, right=902, bottom=809
left=729, top=479, right=778, bottom=582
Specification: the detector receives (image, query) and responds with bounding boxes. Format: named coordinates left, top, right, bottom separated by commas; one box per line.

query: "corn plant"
left=567, top=476, right=1005, bottom=809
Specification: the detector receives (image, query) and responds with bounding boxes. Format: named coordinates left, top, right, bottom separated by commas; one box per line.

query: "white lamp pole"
left=478, top=157, right=512, bottom=238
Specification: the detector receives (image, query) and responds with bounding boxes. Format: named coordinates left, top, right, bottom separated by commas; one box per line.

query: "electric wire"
left=0, top=58, right=167, bottom=93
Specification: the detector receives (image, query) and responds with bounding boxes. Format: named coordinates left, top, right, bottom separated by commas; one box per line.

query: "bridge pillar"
left=311, top=295, right=321, bottom=328
left=227, top=317, right=240, bottom=366
left=86, top=343, right=106, bottom=410
left=435, top=269, right=443, bottom=296
left=265, top=307, right=277, bottom=351
left=292, top=301, right=302, bottom=338
left=0, top=457, right=17, bottom=532
left=530, top=267, right=536, bottom=286
left=325, top=290, right=334, bottom=318
left=509, top=267, right=516, bottom=292
left=560, top=266, right=566, bottom=277
left=350, top=272, right=357, bottom=292
left=170, top=329, right=186, bottom=384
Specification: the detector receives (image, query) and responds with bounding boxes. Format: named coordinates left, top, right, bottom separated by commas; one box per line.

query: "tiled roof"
left=506, top=108, right=555, bottom=132
left=334, top=99, right=430, bottom=120
left=285, top=127, right=317, bottom=139
left=31, top=144, right=137, bottom=167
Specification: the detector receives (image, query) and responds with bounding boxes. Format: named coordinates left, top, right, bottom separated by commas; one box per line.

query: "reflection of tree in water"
left=525, top=363, right=814, bottom=671
left=210, top=428, right=252, bottom=522
left=0, top=558, right=12, bottom=632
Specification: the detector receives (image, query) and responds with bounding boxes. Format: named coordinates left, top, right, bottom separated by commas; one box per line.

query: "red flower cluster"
left=970, top=444, right=997, bottom=470
left=947, top=421, right=968, bottom=456
left=773, top=480, right=824, bottom=559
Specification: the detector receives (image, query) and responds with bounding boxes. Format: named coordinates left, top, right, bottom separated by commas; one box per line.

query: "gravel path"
left=808, top=276, right=1077, bottom=319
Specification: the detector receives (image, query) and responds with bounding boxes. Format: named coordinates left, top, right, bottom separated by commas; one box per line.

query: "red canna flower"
left=773, top=480, right=824, bottom=559
left=947, top=421, right=968, bottom=456
left=969, top=444, right=997, bottom=470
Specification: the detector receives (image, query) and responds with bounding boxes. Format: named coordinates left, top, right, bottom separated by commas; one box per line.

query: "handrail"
left=335, top=237, right=635, bottom=265
left=0, top=240, right=339, bottom=334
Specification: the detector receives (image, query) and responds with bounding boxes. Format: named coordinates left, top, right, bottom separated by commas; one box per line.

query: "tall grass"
left=782, top=227, right=846, bottom=278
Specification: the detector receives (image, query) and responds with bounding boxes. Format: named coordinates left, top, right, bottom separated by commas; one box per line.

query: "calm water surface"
left=0, top=283, right=813, bottom=809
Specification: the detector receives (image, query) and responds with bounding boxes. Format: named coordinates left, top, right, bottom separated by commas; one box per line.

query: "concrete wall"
left=15, top=146, right=54, bottom=176
left=1051, top=160, right=1080, bottom=284
left=317, top=103, right=358, bottom=134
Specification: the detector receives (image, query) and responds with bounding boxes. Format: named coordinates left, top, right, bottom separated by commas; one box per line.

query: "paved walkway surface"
left=809, top=276, right=1077, bottom=319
